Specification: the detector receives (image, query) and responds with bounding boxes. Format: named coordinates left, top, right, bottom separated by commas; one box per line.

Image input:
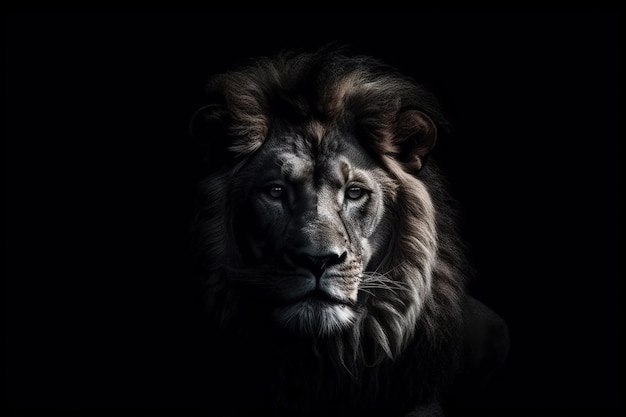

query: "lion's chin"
left=273, top=300, right=357, bottom=337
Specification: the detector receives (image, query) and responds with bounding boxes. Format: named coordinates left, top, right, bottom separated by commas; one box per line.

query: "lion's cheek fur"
left=358, top=238, right=373, bottom=269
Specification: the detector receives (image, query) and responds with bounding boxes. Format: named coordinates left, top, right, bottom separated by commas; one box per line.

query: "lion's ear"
left=394, top=109, right=437, bottom=173
left=189, top=104, right=231, bottom=168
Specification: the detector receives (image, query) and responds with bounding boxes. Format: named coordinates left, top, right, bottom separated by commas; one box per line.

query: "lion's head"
left=190, top=48, right=471, bottom=414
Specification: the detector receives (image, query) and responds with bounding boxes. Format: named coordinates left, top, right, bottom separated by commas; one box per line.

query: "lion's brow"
left=339, top=160, right=351, bottom=183
left=278, top=152, right=313, bottom=181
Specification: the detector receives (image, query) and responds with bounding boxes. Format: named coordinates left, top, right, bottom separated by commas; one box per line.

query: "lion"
left=189, top=47, right=509, bottom=417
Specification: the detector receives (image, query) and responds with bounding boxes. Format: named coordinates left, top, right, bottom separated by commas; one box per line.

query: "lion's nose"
left=288, top=250, right=347, bottom=278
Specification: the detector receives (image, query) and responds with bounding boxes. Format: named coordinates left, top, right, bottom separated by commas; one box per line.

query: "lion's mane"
left=191, top=48, right=471, bottom=416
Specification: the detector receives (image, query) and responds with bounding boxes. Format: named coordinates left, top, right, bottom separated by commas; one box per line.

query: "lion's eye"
left=266, top=185, right=284, bottom=199
left=346, top=186, right=366, bottom=200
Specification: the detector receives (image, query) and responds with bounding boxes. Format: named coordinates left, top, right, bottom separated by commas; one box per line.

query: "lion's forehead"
left=265, top=129, right=379, bottom=184
left=276, top=150, right=313, bottom=180
left=277, top=151, right=353, bottom=185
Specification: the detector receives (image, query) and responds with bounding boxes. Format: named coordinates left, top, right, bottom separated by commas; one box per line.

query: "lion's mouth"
left=284, top=289, right=354, bottom=307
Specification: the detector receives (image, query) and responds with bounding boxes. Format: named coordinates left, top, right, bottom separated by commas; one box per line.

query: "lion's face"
left=192, top=50, right=457, bottom=355
left=191, top=49, right=471, bottom=415
left=232, top=126, right=394, bottom=335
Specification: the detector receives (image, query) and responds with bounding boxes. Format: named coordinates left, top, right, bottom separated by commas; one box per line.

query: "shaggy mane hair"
left=191, top=47, right=471, bottom=416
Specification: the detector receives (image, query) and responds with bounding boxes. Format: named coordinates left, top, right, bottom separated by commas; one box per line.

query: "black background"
left=3, top=10, right=622, bottom=417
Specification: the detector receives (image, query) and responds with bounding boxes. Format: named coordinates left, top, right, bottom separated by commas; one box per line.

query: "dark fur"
left=190, top=47, right=507, bottom=417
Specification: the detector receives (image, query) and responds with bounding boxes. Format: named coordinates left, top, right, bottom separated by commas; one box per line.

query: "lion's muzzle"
left=285, top=249, right=348, bottom=279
